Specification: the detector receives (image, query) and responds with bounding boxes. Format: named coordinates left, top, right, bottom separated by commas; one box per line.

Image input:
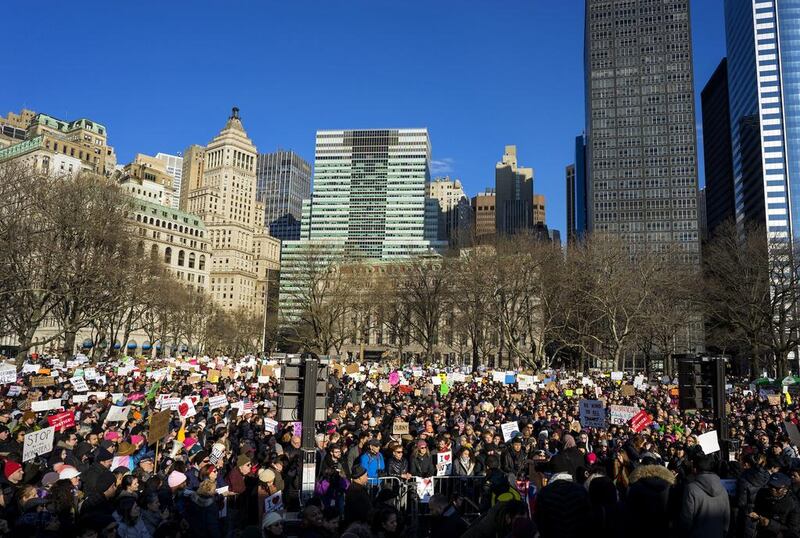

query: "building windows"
left=164, top=247, right=172, bottom=264
left=178, top=250, right=185, bottom=267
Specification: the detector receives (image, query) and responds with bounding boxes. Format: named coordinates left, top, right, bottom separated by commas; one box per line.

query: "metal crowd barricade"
left=431, top=475, right=488, bottom=518
left=367, top=476, right=412, bottom=511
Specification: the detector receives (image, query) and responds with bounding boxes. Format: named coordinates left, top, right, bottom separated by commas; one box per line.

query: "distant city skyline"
left=0, top=0, right=726, bottom=235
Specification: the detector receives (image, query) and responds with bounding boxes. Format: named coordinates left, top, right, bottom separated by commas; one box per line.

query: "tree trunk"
left=471, top=337, right=480, bottom=373
left=62, top=329, right=77, bottom=361
left=615, top=346, right=624, bottom=372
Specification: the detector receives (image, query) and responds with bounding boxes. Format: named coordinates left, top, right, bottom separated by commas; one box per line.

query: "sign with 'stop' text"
left=23, top=426, right=55, bottom=462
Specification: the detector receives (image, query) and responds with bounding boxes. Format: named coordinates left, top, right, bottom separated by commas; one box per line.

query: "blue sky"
left=2, top=0, right=725, bottom=234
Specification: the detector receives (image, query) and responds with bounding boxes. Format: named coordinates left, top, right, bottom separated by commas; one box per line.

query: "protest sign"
left=0, top=365, right=16, bottom=384
left=345, top=364, right=359, bottom=375
left=72, top=394, right=89, bottom=403
left=768, top=394, right=781, bottom=406
left=436, top=451, right=452, bottom=476
left=83, top=368, right=98, bottom=381
left=416, top=477, right=434, bottom=503
left=209, top=443, right=226, bottom=465
left=388, top=371, right=400, bottom=385
left=207, top=369, right=220, bottom=383
left=492, top=371, right=506, bottom=383
left=148, top=410, right=171, bottom=445
left=392, top=421, right=410, bottom=435
left=31, top=376, right=55, bottom=387
left=208, top=395, right=229, bottom=410
left=629, top=410, right=653, bottom=433
left=23, top=426, right=55, bottom=462
left=159, top=397, right=180, bottom=411
left=611, top=371, right=624, bottom=381
left=608, top=405, right=640, bottom=425
left=620, top=384, right=635, bottom=397
left=105, top=405, right=131, bottom=423
left=47, top=411, right=75, bottom=431
left=31, top=399, right=62, bottom=413
left=70, top=376, right=89, bottom=392
left=501, top=421, right=520, bottom=442
left=178, top=398, right=197, bottom=419
left=264, top=491, right=284, bottom=514
left=697, top=430, right=721, bottom=455
left=264, top=418, right=278, bottom=434
left=579, top=399, right=607, bottom=429
left=22, top=364, right=39, bottom=374
left=7, top=385, right=21, bottom=397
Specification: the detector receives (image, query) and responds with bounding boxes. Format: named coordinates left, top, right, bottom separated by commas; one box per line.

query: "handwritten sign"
left=23, top=426, right=55, bottom=462
left=392, top=421, right=410, bottom=435
left=264, top=418, right=278, bottom=434
left=208, top=395, right=228, bottom=410
left=611, top=371, right=623, bottom=381
left=579, top=399, right=607, bottom=429
left=148, top=410, right=171, bottom=445
left=501, top=421, right=520, bottom=442
left=31, top=399, right=62, bottom=413
left=264, top=491, right=283, bottom=514
left=159, top=397, right=179, bottom=411
left=70, top=376, right=89, bottom=392
left=31, top=376, right=55, bottom=387
left=609, top=405, right=640, bottom=425
left=0, top=365, right=16, bottom=384
left=178, top=398, right=197, bottom=419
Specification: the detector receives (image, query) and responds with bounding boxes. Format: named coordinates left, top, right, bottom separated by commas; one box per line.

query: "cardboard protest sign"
left=697, top=430, right=721, bottom=455
left=208, top=395, right=228, bottom=411
left=379, top=382, right=392, bottom=393
left=608, top=405, right=640, bottom=425
left=31, top=376, right=55, bottom=387
left=148, top=410, right=171, bottom=445
left=207, top=369, right=220, bottom=383
left=0, top=365, right=17, bottom=384
left=31, top=399, right=62, bottom=413
left=436, top=451, right=452, bottom=476
left=392, top=421, right=410, bottom=435
left=105, top=405, right=131, bottom=423
left=501, top=421, right=520, bottom=442
left=70, top=376, right=89, bottom=392
left=47, top=411, right=75, bottom=431
left=345, top=364, right=359, bottom=375
left=579, top=399, right=607, bottom=429
left=620, top=384, right=635, bottom=397
left=23, top=426, right=55, bottom=462
left=768, top=394, right=781, bottom=406
left=629, top=410, right=653, bottom=433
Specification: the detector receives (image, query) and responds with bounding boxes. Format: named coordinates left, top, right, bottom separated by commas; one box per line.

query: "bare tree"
left=451, top=246, right=495, bottom=371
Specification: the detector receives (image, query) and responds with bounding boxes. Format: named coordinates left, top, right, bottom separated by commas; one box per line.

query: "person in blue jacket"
left=358, top=439, right=385, bottom=483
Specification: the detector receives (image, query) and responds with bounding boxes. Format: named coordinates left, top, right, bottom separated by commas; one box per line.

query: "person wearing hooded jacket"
left=184, top=479, right=223, bottom=538
left=550, top=434, right=584, bottom=477
left=751, top=473, right=800, bottom=538
left=622, top=462, right=676, bottom=538
left=677, top=454, right=730, bottom=538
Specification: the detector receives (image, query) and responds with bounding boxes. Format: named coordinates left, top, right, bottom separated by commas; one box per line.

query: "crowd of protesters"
left=0, top=352, right=798, bottom=538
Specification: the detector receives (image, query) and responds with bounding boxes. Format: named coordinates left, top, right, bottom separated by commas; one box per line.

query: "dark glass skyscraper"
left=584, top=0, right=700, bottom=258
left=701, top=58, right=736, bottom=238
left=256, top=150, right=312, bottom=241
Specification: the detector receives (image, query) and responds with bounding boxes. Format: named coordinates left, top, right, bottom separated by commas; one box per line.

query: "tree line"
left=0, top=163, right=265, bottom=364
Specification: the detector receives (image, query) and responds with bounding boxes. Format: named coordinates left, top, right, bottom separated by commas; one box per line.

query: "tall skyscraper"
left=701, top=58, right=736, bottom=239
left=183, top=108, right=280, bottom=315
left=495, top=145, right=534, bottom=235
left=425, top=176, right=472, bottom=244
left=255, top=150, right=312, bottom=241
left=280, top=128, right=444, bottom=319
left=154, top=152, right=183, bottom=210
left=179, top=145, right=205, bottom=212
left=471, top=189, right=497, bottom=240
left=724, top=0, right=800, bottom=243
left=566, top=164, right=576, bottom=242
left=584, top=0, right=700, bottom=258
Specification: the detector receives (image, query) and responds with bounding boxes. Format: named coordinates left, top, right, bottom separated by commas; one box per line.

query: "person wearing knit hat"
left=534, top=479, right=591, bottom=537
left=3, top=460, right=22, bottom=484
left=262, top=511, right=284, bottom=533
left=258, top=468, right=276, bottom=484
left=167, top=470, right=187, bottom=490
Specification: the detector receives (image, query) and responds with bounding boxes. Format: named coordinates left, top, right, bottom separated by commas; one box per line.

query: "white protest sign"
left=159, top=397, right=180, bottom=411
left=23, top=426, right=55, bottom=462
left=208, top=395, right=229, bottom=411
left=501, top=421, right=521, bottom=442
left=697, top=430, right=721, bottom=455
left=31, top=399, right=62, bottom=413
left=22, top=364, right=39, bottom=374
left=83, top=368, right=98, bottom=381
left=416, top=477, right=435, bottom=503
left=264, top=418, right=278, bottom=434
left=0, top=365, right=17, bottom=384
left=7, top=385, right=21, bottom=397
left=70, top=376, right=89, bottom=392
left=611, top=371, right=623, bottom=381
left=105, top=405, right=131, bottom=423
left=608, top=405, right=640, bottom=425
left=88, top=391, right=108, bottom=400
left=264, top=491, right=284, bottom=514
left=72, top=394, right=89, bottom=403
left=431, top=376, right=441, bottom=386
left=492, top=371, right=506, bottom=383
left=579, top=399, right=607, bottom=429
left=178, top=397, right=197, bottom=419
left=436, top=451, right=452, bottom=476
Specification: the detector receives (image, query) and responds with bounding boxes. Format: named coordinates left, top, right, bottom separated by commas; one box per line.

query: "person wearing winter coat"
left=500, top=437, right=527, bottom=476
left=622, top=462, right=676, bottom=538
left=384, top=442, right=411, bottom=479
left=677, top=455, right=731, bottom=538
left=358, top=439, right=385, bottom=482
left=550, top=434, right=584, bottom=477
left=409, top=441, right=435, bottom=478
left=344, top=465, right=373, bottom=528
left=184, top=479, right=223, bottom=538
left=737, top=453, right=771, bottom=538
left=751, top=473, right=800, bottom=538
left=453, top=446, right=483, bottom=477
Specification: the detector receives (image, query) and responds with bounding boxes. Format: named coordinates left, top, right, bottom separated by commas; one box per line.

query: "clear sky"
left=2, top=0, right=726, bottom=235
